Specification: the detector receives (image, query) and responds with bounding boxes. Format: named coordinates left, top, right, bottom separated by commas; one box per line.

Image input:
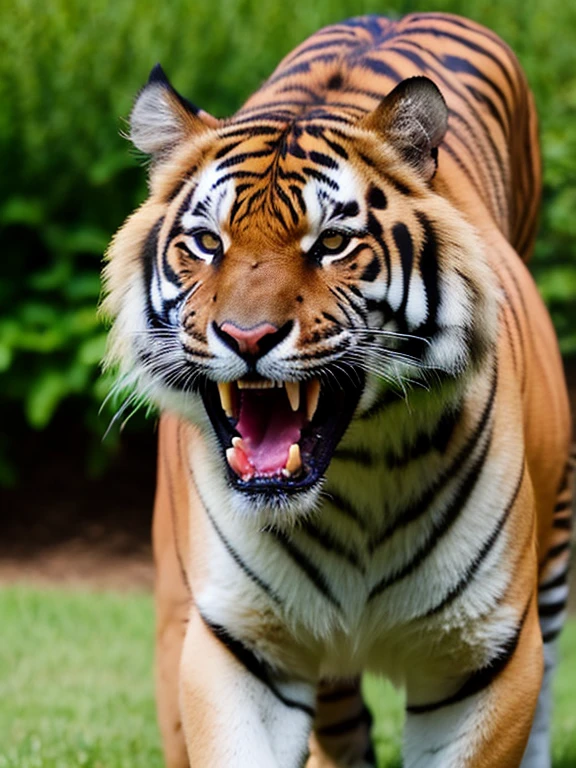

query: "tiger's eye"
left=199, top=232, right=221, bottom=252
left=321, top=233, right=345, bottom=251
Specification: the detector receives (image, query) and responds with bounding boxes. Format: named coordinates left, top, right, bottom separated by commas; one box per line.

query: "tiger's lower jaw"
left=199, top=372, right=365, bottom=500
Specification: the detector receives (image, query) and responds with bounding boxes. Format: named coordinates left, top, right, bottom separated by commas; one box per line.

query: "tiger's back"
left=240, top=13, right=540, bottom=258
left=104, top=13, right=572, bottom=768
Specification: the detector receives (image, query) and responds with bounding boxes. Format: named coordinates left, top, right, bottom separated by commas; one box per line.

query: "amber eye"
left=194, top=230, right=222, bottom=254
left=320, top=232, right=346, bottom=252
left=313, top=230, right=352, bottom=261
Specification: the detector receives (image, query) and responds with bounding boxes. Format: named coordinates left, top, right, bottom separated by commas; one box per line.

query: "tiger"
left=103, top=12, right=573, bottom=768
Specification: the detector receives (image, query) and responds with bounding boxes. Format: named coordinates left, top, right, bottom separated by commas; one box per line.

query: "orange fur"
left=104, top=13, right=571, bottom=768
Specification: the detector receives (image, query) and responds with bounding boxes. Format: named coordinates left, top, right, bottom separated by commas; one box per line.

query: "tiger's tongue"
left=236, top=391, right=305, bottom=474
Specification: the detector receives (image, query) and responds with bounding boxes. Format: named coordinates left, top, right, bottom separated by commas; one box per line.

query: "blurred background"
left=0, top=0, right=574, bottom=765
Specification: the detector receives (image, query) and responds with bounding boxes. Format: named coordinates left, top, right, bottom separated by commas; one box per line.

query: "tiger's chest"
left=191, top=396, right=520, bottom=681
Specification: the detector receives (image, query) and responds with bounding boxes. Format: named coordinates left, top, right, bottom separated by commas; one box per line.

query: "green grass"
left=0, top=586, right=574, bottom=767
left=0, top=588, right=161, bottom=768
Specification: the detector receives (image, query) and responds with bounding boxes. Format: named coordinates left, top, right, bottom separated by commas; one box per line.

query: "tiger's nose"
left=218, top=321, right=280, bottom=356
left=215, top=320, right=293, bottom=358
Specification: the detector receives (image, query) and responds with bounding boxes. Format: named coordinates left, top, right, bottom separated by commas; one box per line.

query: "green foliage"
left=0, top=586, right=575, bottom=765
left=1, top=0, right=575, bottom=444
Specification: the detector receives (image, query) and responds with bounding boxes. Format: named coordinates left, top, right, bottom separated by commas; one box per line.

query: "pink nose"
left=219, top=322, right=279, bottom=356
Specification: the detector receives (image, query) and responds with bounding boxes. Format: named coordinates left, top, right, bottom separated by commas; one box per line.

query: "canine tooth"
left=306, top=379, right=321, bottom=421
left=232, top=436, right=245, bottom=450
left=285, top=381, right=300, bottom=412
left=226, top=447, right=239, bottom=473
left=217, top=382, right=234, bottom=417
left=285, top=443, right=302, bottom=474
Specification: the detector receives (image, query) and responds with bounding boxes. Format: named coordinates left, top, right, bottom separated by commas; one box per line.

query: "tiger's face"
left=104, top=68, right=497, bottom=512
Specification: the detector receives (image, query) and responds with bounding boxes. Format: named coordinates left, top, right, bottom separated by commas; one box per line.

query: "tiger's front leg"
left=179, top=607, right=317, bottom=768
left=402, top=594, right=543, bottom=768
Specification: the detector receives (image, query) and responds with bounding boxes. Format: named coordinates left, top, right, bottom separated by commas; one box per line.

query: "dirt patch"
left=0, top=537, right=153, bottom=590
left=0, top=423, right=156, bottom=590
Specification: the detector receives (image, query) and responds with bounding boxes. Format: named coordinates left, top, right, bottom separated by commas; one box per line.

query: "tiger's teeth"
left=217, top=382, right=234, bottom=417
left=237, top=379, right=275, bottom=389
left=306, top=379, right=321, bottom=421
left=285, top=381, right=300, bottom=412
left=226, top=447, right=239, bottom=473
left=232, top=436, right=245, bottom=451
left=285, top=443, right=302, bottom=474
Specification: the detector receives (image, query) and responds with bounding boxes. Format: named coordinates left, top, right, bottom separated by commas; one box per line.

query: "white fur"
left=130, top=85, right=186, bottom=156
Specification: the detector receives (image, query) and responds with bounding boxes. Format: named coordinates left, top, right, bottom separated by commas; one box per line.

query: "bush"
left=1, top=0, right=575, bottom=469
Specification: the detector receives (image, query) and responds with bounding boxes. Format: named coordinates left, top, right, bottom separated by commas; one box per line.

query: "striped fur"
left=103, top=13, right=572, bottom=768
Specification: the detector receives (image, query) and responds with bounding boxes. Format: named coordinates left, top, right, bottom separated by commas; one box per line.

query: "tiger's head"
left=103, top=66, right=497, bottom=515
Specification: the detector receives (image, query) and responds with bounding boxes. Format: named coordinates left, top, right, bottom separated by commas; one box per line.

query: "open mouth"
left=200, top=371, right=364, bottom=495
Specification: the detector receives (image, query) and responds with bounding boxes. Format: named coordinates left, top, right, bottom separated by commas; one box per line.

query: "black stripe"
left=221, top=125, right=284, bottom=139
left=500, top=282, right=525, bottom=392
left=412, top=13, right=522, bottom=86
left=424, top=462, right=526, bottom=617
left=333, top=447, right=374, bottom=466
left=553, top=517, right=572, bottom=530
left=361, top=57, right=402, bottom=82
left=297, top=519, right=365, bottom=573
left=302, top=166, right=339, bottom=189
left=267, top=55, right=338, bottom=86
left=399, top=26, right=517, bottom=97
left=554, top=499, right=572, bottom=513
left=282, top=37, right=357, bottom=65
left=538, top=598, right=567, bottom=618
left=414, top=211, right=440, bottom=339
left=539, top=570, right=568, bottom=591
left=369, top=429, right=492, bottom=600
left=467, top=84, right=509, bottom=137
left=385, top=403, right=461, bottom=468
left=142, top=217, right=165, bottom=330
left=309, top=150, right=339, bottom=169
left=441, top=140, right=492, bottom=210
left=216, top=148, right=273, bottom=171
left=324, top=490, right=367, bottom=530
left=211, top=169, right=266, bottom=190
left=359, top=256, right=381, bottom=283
left=447, top=112, right=503, bottom=212
left=204, top=508, right=282, bottom=606
left=315, top=24, right=362, bottom=38
left=275, top=184, right=300, bottom=226
left=369, top=366, right=497, bottom=550
left=392, top=222, right=414, bottom=326
left=367, top=185, right=388, bottom=210
left=542, top=627, right=563, bottom=644
left=201, top=617, right=315, bottom=717
left=441, top=54, right=511, bottom=127
left=547, top=540, right=571, bottom=560
left=322, top=135, right=349, bottom=159
left=267, top=530, right=343, bottom=610
left=214, top=140, right=243, bottom=159
left=289, top=184, right=307, bottom=214
left=407, top=598, right=531, bottom=714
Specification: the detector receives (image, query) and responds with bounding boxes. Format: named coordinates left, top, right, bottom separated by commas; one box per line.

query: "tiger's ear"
left=129, top=64, right=219, bottom=160
left=361, top=77, right=448, bottom=181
